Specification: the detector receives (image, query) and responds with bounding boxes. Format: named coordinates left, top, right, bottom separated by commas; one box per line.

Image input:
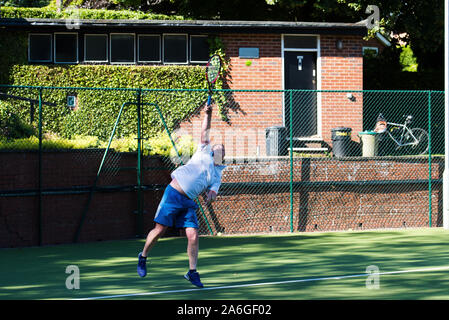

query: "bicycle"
left=375, top=114, right=429, bottom=155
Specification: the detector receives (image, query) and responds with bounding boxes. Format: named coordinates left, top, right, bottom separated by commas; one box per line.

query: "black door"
left=284, top=51, right=317, bottom=137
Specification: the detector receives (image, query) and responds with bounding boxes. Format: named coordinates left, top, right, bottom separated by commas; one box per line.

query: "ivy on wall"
left=4, top=63, right=209, bottom=139
left=0, top=28, right=230, bottom=143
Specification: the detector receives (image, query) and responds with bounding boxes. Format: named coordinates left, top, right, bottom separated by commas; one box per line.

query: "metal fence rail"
left=0, top=85, right=445, bottom=246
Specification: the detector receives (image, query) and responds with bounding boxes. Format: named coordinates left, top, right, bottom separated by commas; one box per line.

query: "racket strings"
left=206, top=56, right=221, bottom=84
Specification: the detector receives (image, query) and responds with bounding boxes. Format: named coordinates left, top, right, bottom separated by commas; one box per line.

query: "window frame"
left=162, top=33, right=188, bottom=65
left=28, top=33, right=53, bottom=63
left=27, top=32, right=217, bottom=65
left=84, top=34, right=109, bottom=63
left=54, top=32, right=79, bottom=64
left=283, top=35, right=318, bottom=50
left=110, top=33, right=136, bottom=65
left=362, top=46, right=379, bottom=56
left=189, top=34, right=209, bottom=64
left=137, top=34, right=161, bottom=63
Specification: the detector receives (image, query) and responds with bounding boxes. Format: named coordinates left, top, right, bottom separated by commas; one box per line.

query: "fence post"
left=38, top=87, right=43, bottom=246
left=289, top=90, right=294, bottom=233
left=136, top=88, right=144, bottom=238
left=444, top=3, right=449, bottom=229
left=428, top=90, right=432, bottom=227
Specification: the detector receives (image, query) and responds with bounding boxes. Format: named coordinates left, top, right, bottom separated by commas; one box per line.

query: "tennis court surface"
left=1, top=228, right=449, bottom=300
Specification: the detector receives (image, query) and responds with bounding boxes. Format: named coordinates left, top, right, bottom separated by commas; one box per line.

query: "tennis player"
left=137, top=102, right=226, bottom=288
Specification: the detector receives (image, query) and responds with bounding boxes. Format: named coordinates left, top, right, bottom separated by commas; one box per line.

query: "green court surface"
left=1, top=228, right=449, bottom=300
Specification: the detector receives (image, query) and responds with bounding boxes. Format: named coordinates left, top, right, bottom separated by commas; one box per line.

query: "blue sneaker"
left=184, top=270, right=204, bottom=288
left=137, top=252, right=147, bottom=277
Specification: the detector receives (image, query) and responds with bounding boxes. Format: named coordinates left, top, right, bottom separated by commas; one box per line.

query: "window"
left=363, top=47, right=379, bottom=56
left=54, top=33, right=78, bottom=63
left=190, top=35, right=209, bottom=63
left=284, top=35, right=317, bottom=49
left=28, top=34, right=52, bottom=62
left=138, top=35, right=161, bottom=63
left=84, top=34, right=108, bottom=62
left=110, top=33, right=135, bottom=64
left=28, top=32, right=215, bottom=65
left=163, top=34, right=187, bottom=64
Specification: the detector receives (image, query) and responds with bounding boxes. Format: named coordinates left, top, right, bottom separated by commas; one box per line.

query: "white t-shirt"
left=171, top=143, right=226, bottom=200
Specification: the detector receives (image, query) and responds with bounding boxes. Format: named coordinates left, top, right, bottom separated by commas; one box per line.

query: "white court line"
left=76, top=265, right=449, bottom=300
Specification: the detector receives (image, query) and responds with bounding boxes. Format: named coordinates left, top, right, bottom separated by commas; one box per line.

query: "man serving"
left=137, top=102, right=226, bottom=288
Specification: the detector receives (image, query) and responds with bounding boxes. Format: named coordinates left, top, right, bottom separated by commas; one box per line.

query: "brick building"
left=0, top=18, right=387, bottom=156
left=171, top=21, right=387, bottom=157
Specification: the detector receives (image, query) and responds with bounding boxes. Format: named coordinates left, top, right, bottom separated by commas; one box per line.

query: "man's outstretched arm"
left=200, top=103, right=212, bottom=145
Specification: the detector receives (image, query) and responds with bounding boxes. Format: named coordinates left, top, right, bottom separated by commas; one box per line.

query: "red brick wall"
left=180, top=33, right=365, bottom=156
left=220, top=34, right=283, bottom=90
left=198, top=157, right=443, bottom=234
left=320, top=35, right=364, bottom=142
left=0, top=151, right=168, bottom=247
left=0, top=151, right=443, bottom=247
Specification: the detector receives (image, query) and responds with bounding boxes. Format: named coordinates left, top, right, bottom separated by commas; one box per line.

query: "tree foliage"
left=0, top=0, right=50, bottom=6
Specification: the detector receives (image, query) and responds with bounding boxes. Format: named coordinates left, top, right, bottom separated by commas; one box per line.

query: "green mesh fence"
left=0, top=85, right=445, bottom=246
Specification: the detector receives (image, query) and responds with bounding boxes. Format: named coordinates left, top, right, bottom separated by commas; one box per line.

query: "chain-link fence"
left=0, top=85, right=445, bottom=246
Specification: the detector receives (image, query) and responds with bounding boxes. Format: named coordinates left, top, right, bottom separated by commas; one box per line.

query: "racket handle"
left=207, top=95, right=212, bottom=106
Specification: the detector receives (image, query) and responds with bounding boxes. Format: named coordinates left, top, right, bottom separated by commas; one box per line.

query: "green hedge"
left=0, top=100, right=36, bottom=139
left=0, top=133, right=197, bottom=157
left=3, top=64, right=210, bottom=140
left=0, top=5, right=184, bottom=20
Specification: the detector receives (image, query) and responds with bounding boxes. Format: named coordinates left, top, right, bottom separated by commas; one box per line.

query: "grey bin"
left=331, top=127, right=352, bottom=157
left=265, top=126, right=288, bottom=156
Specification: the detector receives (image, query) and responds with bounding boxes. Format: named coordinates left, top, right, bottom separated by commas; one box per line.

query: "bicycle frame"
left=385, top=121, right=419, bottom=147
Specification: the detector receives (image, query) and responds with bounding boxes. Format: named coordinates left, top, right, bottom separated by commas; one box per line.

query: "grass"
left=0, top=133, right=196, bottom=157
left=1, top=228, right=449, bottom=300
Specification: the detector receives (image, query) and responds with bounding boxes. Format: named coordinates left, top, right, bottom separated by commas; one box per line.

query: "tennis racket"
left=205, top=54, right=222, bottom=106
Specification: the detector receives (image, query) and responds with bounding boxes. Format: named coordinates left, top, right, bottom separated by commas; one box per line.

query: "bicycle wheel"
left=405, top=128, right=429, bottom=155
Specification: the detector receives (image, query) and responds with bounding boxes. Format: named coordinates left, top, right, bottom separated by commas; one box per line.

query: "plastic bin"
left=265, top=126, right=288, bottom=156
left=358, top=131, right=379, bottom=157
left=331, top=127, right=352, bottom=157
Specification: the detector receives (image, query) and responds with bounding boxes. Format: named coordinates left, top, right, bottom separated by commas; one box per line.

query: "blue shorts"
left=154, top=184, right=199, bottom=229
